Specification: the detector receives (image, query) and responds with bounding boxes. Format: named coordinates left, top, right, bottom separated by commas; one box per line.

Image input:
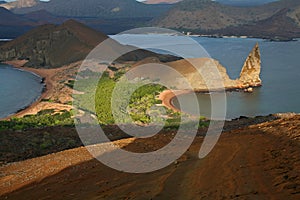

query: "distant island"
left=154, top=0, right=300, bottom=40
left=0, top=0, right=300, bottom=40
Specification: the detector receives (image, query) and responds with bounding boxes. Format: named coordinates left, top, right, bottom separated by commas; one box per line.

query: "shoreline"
left=158, top=86, right=260, bottom=116
left=188, top=34, right=299, bottom=42
left=1, top=60, right=52, bottom=119
left=1, top=60, right=73, bottom=120
left=159, top=90, right=192, bottom=113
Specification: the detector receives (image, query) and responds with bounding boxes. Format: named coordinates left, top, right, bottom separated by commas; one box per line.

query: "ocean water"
left=1, top=35, right=299, bottom=119
left=112, top=35, right=300, bottom=119
left=0, top=65, right=44, bottom=118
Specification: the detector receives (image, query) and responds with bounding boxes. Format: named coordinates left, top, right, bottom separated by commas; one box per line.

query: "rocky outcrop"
left=129, top=43, right=262, bottom=92
left=238, top=43, right=262, bottom=88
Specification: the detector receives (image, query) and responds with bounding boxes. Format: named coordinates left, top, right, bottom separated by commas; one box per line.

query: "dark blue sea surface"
left=0, top=65, right=44, bottom=118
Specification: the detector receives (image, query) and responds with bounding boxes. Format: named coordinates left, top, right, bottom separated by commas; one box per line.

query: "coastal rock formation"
left=239, top=43, right=262, bottom=88
left=239, top=44, right=262, bottom=88
left=129, top=43, right=262, bottom=91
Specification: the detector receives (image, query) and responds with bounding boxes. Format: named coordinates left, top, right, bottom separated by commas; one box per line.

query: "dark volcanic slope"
left=0, top=7, right=33, bottom=26
left=1, top=115, right=299, bottom=199
left=22, top=9, right=66, bottom=25
left=0, top=7, right=35, bottom=38
left=155, top=0, right=300, bottom=38
left=0, top=20, right=108, bottom=68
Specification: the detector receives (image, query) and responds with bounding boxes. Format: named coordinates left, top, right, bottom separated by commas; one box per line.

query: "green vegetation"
left=0, top=110, right=73, bottom=131
left=95, top=76, right=116, bottom=124
left=128, top=84, right=166, bottom=124
left=74, top=72, right=209, bottom=129
left=1, top=69, right=210, bottom=132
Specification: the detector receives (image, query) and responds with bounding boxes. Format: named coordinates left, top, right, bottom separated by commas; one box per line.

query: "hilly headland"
left=0, top=19, right=262, bottom=120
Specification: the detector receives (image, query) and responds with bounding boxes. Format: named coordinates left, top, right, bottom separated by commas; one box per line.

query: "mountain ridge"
left=0, top=0, right=173, bottom=37
left=0, top=20, right=180, bottom=68
left=154, top=0, right=300, bottom=39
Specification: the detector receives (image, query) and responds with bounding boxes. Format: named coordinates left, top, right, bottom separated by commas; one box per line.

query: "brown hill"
left=0, top=114, right=299, bottom=199
left=154, top=0, right=300, bottom=39
left=0, top=19, right=108, bottom=68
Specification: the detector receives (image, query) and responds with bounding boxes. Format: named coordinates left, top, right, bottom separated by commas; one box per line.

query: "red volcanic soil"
left=0, top=115, right=299, bottom=199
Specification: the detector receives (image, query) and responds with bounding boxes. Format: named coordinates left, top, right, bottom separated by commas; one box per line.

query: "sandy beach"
left=159, top=90, right=194, bottom=113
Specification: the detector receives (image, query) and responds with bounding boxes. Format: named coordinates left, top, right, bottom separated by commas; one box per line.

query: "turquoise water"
left=0, top=65, right=44, bottom=118
left=112, top=35, right=300, bottom=119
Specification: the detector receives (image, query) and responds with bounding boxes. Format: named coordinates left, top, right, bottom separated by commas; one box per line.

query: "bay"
left=0, top=64, right=44, bottom=118
left=112, top=35, right=300, bottom=119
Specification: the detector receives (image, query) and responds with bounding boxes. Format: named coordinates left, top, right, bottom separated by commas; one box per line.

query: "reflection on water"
left=172, top=88, right=266, bottom=120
